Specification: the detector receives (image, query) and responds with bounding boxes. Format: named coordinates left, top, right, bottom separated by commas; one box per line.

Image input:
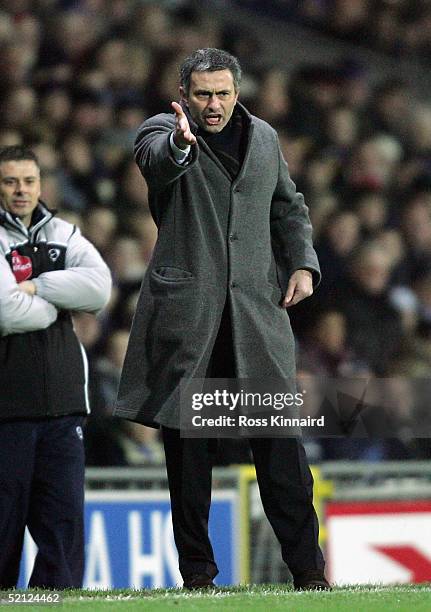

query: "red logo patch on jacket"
left=11, top=250, right=33, bottom=282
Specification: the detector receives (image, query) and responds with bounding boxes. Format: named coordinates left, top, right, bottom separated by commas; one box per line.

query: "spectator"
left=298, top=309, right=369, bottom=377
left=82, top=206, right=118, bottom=258
left=336, top=243, right=404, bottom=375
left=316, top=210, right=361, bottom=296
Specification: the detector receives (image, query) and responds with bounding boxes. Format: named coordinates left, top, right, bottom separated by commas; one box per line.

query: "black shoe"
left=293, top=569, right=331, bottom=591
left=183, top=574, right=215, bottom=590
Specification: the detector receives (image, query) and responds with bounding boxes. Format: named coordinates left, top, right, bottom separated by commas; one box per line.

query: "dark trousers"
left=162, top=429, right=324, bottom=581
left=162, top=304, right=325, bottom=581
left=0, top=416, right=85, bottom=589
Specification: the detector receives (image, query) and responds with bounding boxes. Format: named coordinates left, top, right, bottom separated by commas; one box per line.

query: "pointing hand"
left=171, top=101, right=197, bottom=149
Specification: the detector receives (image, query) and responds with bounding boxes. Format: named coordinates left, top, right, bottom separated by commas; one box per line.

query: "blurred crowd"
left=1, top=0, right=431, bottom=463
left=235, top=0, right=431, bottom=61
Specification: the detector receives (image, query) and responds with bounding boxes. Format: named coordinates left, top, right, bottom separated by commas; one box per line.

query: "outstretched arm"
left=134, top=105, right=199, bottom=189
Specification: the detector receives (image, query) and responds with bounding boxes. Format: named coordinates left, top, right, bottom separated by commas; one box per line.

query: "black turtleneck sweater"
left=197, top=107, right=247, bottom=179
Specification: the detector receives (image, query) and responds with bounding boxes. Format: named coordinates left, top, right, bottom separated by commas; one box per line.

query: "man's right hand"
left=171, top=101, right=197, bottom=149
left=18, top=280, right=37, bottom=296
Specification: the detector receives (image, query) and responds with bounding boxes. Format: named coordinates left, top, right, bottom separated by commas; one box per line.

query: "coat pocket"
left=150, top=267, right=198, bottom=329
left=151, top=266, right=193, bottom=283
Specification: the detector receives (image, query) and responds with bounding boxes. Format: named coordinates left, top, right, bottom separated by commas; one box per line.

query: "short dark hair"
left=180, top=48, right=242, bottom=95
left=0, top=145, right=39, bottom=167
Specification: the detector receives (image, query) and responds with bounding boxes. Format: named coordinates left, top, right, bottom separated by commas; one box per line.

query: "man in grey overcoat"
left=114, top=48, right=329, bottom=590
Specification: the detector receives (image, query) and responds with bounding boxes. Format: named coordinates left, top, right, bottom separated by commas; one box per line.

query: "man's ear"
left=179, top=86, right=188, bottom=105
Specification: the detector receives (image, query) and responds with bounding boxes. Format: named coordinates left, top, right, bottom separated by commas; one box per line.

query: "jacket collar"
left=0, top=200, right=54, bottom=236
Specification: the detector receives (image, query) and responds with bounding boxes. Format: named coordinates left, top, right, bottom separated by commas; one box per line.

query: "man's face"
left=180, top=69, right=239, bottom=133
left=0, top=160, right=41, bottom=227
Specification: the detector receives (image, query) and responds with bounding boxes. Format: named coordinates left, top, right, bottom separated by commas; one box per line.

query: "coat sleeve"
left=0, top=250, right=58, bottom=336
left=32, top=226, right=112, bottom=313
left=270, top=136, right=321, bottom=289
left=134, top=115, right=199, bottom=190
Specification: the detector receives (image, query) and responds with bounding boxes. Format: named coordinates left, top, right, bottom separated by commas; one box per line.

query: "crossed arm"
left=0, top=254, right=58, bottom=335
left=0, top=228, right=111, bottom=336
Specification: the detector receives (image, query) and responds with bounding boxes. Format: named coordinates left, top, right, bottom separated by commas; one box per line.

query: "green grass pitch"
left=4, top=584, right=431, bottom=611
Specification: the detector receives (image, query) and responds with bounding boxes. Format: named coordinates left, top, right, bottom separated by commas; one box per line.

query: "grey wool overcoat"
left=114, top=102, right=321, bottom=428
